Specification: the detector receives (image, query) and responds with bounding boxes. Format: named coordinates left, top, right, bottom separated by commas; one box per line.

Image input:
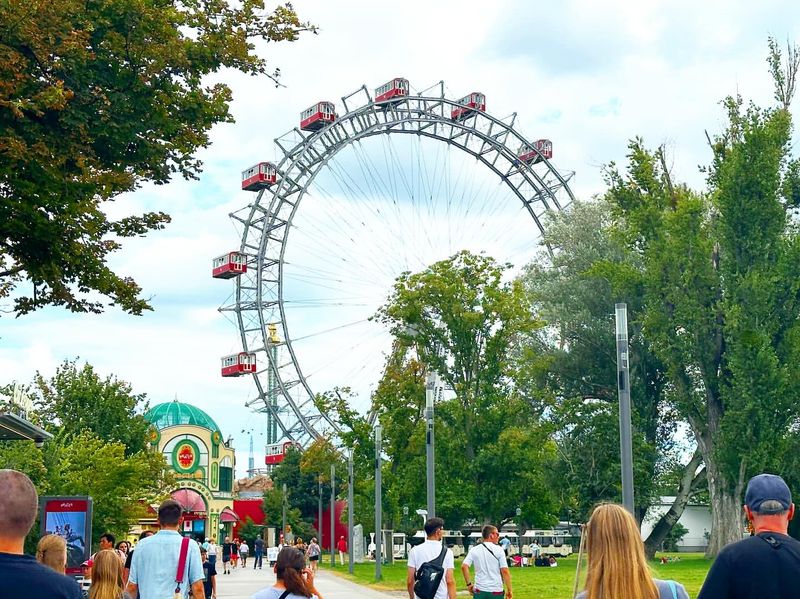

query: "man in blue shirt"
left=127, top=499, right=204, bottom=599
left=0, top=469, right=82, bottom=599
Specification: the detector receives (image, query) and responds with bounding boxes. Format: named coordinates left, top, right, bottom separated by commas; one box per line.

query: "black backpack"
left=413, top=543, right=448, bottom=599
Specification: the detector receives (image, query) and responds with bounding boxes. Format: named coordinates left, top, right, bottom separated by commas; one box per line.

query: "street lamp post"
left=318, top=477, right=322, bottom=551
left=516, top=507, right=523, bottom=564
left=615, top=303, right=635, bottom=514
left=375, top=423, right=383, bottom=581
left=330, top=463, right=336, bottom=567
left=282, top=483, right=287, bottom=545
left=425, top=371, right=436, bottom=518
left=348, top=449, right=354, bottom=574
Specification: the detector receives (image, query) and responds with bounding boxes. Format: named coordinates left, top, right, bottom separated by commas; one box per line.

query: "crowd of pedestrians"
left=4, top=466, right=800, bottom=599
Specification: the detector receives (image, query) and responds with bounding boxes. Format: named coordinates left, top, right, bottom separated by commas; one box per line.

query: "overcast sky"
left=3, top=0, right=800, bottom=476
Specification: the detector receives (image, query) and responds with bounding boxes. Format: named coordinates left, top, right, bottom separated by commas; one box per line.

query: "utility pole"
left=348, top=449, right=354, bottom=574
left=615, top=303, right=635, bottom=514
left=330, top=463, right=336, bottom=567
left=375, top=423, right=382, bottom=581
left=425, top=371, right=436, bottom=518
left=318, top=476, right=323, bottom=551
left=282, top=483, right=287, bottom=545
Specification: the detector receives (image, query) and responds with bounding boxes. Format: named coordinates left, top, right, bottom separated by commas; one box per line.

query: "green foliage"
left=236, top=516, right=264, bottom=544
left=363, top=251, right=558, bottom=528
left=598, top=66, right=800, bottom=551
left=0, top=0, right=314, bottom=315
left=45, top=431, right=173, bottom=544
left=1, top=361, right=173, bottom=551
left=33, top=359, right=153, bottom=455
left=263, top=446, right=341, bottom=540
left=520, top=201, right=676, bottom=523
left=663, top=522, right=689, bottom=552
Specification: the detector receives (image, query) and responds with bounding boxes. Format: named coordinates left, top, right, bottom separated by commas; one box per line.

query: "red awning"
left=171, top=489, right=207, bottom=513
left=220, top=508, right=239, bottom=523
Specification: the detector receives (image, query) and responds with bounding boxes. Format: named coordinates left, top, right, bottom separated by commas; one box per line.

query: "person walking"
left=207, top=537, right=218, bottom=569
left=698, top=473, right=800, bottom=599
left=37, top=534, right=68, bottom=574
left=89, top=549, right=125, bottom=599
left=250, top=546, right=323, bottom=599
left=498, top=535, right=511, bottom=556
left=576, top=503, right=689, bottom=599
left=126, top=499, right=205, bottom=599
left=239, top=540, right=250, bottom=568
left=461, top=525, right=513, bottom=599
left=231, top=539, right=240, bottom=569
left=0, top=470, right=82, bottom=599
left=200, top=548, right=217, bottom=599
left=253, top=536, right=264, bottom=570
left=221, top=536, right=234, bottom=574
left=407, top=517, right=456, bottom=599
left=306, top=538, right=321, bottom=572
left=336, top=536, right=347, bottom=566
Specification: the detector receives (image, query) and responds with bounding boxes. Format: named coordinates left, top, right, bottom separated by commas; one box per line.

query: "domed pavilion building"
left=142, top=400, right=239, bottom=541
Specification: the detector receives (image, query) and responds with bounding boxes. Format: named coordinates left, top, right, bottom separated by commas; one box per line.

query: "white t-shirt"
left=240, top=543, right=249, bottom=554
left=407, top=540, right=455, bottom=599
left=463, top=542, right=508, bottom=592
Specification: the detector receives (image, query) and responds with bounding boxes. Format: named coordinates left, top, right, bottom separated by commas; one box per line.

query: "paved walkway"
left=215, top=564, right=399, bottom=598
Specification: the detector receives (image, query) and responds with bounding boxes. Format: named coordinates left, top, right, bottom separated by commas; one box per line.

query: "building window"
left=219, top=466, right=233, bottom=492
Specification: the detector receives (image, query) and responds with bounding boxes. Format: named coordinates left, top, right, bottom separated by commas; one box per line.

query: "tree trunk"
left=704, top=458, right=746, bottom=557
left=643, top=450, right=705, bottom=559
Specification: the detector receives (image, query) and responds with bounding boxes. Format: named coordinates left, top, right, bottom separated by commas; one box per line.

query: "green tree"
left=0, top=0, right=314, bottom=315
left=33, top=359, right=153, bottom=456
left=44, top=431, right=173, bottom=544
left=520, top=201, right=706, bottom=557
left=237, top=516, right=264, bottom=544
left=597, top=41, right=800, bottom=554
left=372, top=251, right=558, bottom=527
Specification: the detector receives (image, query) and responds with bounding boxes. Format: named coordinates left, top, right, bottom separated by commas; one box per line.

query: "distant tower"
left=248, top=433, right=255, bottom=477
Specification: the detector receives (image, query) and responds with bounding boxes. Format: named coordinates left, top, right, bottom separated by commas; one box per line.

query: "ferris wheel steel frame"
left=221, top=82, right=575, bottom=447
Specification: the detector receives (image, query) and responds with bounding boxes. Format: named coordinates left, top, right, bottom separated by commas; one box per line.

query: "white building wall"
left=640, top=496, right=711, bottom=552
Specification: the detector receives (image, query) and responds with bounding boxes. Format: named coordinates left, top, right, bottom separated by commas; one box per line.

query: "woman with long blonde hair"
left=576, top=503, right=690, bottom=599
left=89, top=549, right=124, bottom=599
left=36, top=534, right=67, bottom=574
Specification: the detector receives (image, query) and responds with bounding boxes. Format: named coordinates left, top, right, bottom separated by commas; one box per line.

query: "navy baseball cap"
left=744, top=474, right=792, bottom=513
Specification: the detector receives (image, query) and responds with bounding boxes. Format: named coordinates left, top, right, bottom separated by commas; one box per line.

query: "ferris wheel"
left=214, top=79, right=575, bottom=456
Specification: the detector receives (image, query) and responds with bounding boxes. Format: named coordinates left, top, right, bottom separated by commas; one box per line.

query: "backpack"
left=413, top=543, right=448, bottom=599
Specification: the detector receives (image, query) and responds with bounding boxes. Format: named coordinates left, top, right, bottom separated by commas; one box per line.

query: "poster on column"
left=40, top=496, right=93, bottom=575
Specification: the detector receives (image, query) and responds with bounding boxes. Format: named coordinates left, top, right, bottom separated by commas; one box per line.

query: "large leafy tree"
left=32, top=359, right=153, bottom=455
left=0, top=0, right=314, bottom=315
left=371, top=251, right=558, bottom=527
left=521, top=201, right=705, bottom=557
left=597, top=42, right=800, bottom=555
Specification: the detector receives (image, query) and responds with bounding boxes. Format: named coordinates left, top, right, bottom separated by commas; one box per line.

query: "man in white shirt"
left=461, top=525, right=513, bottom=599
left=407, top=517, right=456, bottom=599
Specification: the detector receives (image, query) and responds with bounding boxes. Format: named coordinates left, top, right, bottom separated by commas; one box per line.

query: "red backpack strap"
left=175, top=537, right=191, bottom=592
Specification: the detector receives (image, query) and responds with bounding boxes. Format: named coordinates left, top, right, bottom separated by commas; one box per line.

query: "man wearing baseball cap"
left=698, top=473, right=800, bottom=598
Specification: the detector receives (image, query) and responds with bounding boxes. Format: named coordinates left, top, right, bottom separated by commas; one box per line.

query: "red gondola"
left=300, top=101, right=337, bottom=131
left=212, top=252, right=247, bottom=279
left=375, top=78, right=409, bottom=103
left=518, top=139, right=553, bottom=164
left=241, top=162, right=277, bottom=191
left=221, top=352, right=256, bottom=377
left=451, top=92, right=486, bottom=120
left=265, top=441, right=300, bottom=466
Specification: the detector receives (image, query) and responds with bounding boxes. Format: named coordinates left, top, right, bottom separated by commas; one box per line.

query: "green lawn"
left=321, top=553, right=711, bottom=599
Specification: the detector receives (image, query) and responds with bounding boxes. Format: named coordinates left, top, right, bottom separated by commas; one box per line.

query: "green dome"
left=144, top=400, right=222, bottom=435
